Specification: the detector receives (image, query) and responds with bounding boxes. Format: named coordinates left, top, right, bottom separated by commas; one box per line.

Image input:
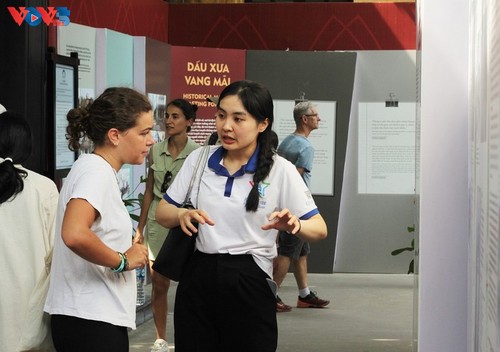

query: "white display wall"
left=469, top=0, right=500, bottom=350
left=417, top=0, right=470, bottom=351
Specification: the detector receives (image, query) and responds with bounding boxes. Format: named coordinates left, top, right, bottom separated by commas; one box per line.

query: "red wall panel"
left=49, top=0, right=169, bottom=43
left=169, top=46, right=247, bottom=144
left=48, top=2, right=415, bottom=51
left=168, top=3, right=415, bottom=50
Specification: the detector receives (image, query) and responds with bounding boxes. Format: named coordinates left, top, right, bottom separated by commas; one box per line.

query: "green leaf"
left=408, top=259, right=414, bottom=274
left=122, top=199, right=134, bottom=207
left=122, top=176, right=146, bottom=223
left=391, top=247, right=414, bottom=256
left=129, top=213, right=140, bottom=222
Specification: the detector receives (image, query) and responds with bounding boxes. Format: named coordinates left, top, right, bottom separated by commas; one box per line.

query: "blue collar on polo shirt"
left=208, top=145, right=260, bottom=197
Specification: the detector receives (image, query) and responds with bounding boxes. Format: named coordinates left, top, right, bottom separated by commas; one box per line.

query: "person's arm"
left=293, top=213, right=327, bottom=242
left=262, top=209, right=327, bottom=243
left=62, top=198, right=148, bottom=270
left=134, top=157, right=155, bottom=244
left=295, top=145, right=314, bottom=177
left=154, top=199, right=182, bottom=229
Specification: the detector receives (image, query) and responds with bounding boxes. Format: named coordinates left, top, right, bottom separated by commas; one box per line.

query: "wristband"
left=111, top=252, right=127, bottom=272
left=123, top=252, right=129, bottom=271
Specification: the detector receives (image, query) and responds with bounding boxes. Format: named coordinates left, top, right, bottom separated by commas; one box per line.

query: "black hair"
left=0, top=111, right=32, bottom=204
left=207, top=131, right=219, bottom=145
left=217, top=80, right=275, bottom=212
left=66, top=87, right=152, bottom=151
left=166, top=98, right=197, bottom=133
left=269, top=130, right=279, bottom=151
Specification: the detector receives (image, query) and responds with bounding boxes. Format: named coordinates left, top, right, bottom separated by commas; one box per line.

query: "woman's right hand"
left=155, top=199, right=214, bottom=233
left=178, top=208, right=214, bottom=237
left=125, top=243, right=149, bottom=270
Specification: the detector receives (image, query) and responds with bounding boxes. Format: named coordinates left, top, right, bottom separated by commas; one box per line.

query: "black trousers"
left=174, top=251, right=278, bottom=352
left=51, top=314, right=128, bottom=352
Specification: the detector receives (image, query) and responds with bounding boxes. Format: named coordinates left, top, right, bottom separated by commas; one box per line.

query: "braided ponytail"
left=246, top=127, right=275, bottom=211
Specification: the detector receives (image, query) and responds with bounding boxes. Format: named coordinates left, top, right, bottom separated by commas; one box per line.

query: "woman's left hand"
left=261, top=208, right=301, bottom=235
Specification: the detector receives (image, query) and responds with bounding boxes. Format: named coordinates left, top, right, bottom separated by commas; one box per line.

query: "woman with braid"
left=155, top=80, right=327, bottom=352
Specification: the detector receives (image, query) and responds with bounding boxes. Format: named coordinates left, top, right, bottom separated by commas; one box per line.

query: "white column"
left=418, top=0, right=470, bottom=351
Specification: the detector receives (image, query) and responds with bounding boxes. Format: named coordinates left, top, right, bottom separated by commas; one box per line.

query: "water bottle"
left=136, top=267, right=146, bottom=306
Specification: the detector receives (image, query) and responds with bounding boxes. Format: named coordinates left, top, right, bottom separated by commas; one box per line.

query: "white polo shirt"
left=164, top=145, right=319, bottom=277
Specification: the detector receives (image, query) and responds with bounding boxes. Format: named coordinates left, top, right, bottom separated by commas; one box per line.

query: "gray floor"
left=129, top=273, right=415, bottom=352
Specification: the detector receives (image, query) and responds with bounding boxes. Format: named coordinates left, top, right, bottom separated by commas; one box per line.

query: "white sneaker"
left=151, top=338, right=169, bottom=352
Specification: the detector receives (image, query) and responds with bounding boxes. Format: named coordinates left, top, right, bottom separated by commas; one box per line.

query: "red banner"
left=170, top=46, right=246, bottom=145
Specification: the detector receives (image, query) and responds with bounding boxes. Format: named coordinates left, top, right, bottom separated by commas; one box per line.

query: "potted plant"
left=391, top=224, right=415, bottom=274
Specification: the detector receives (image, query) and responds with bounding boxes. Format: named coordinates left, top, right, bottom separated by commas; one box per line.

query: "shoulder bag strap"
left=183, top=146, right=210, bottom=206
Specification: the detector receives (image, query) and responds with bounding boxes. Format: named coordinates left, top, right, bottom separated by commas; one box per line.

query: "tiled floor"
left=129, top=273, right=415, bottom=352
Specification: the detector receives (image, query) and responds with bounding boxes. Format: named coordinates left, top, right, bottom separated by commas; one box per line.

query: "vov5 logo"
left=7, top=7, right=70, bottom=26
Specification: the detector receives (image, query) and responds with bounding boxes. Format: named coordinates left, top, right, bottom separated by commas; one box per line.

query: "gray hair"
left=293, top=101, right=315, bottom=123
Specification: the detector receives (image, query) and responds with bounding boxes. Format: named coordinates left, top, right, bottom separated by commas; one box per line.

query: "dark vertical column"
left=0, top=0, right=49, bottom=176
left=246, top=50, right=357, bottom=273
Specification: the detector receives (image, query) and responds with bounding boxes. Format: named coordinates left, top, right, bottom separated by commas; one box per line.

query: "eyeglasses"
left=305, top=113, right=318, bottom=117
left=161, top=171, right=173, bottom=193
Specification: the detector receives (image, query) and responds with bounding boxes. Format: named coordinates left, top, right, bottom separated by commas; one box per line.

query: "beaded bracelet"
left=123, top=252, right=129, bottom=271
left=111, top=252, right=128, bottom=273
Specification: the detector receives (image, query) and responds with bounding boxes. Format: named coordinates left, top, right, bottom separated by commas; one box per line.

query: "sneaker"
left=151, top=338, right=169, bottom=352
left=276, top=295, right=292, bottom=312
left=297, top=291, right=330, bottom=308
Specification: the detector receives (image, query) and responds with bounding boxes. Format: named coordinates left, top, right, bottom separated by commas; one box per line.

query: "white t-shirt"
left=44, top=154, right=137, bottom=329
left=164, top=145, right=319, bottom=277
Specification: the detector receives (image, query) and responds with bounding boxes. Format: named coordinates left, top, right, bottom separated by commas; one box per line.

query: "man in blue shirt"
left=274, top=101, right=330, bottom=312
